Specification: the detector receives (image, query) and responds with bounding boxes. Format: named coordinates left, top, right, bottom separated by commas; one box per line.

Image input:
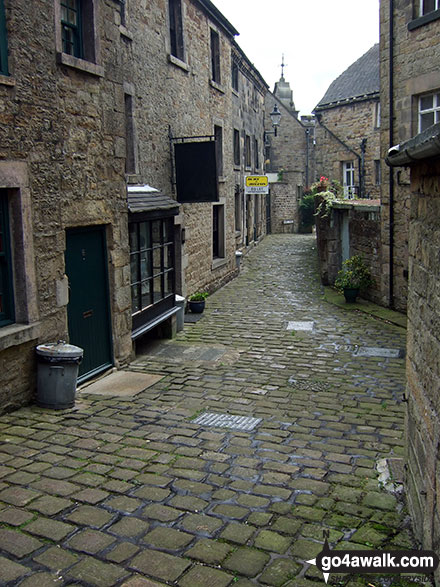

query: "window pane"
left=421, top=111, right=435, bottom=131
left=152, top=220, right=161, bottom=246
left=140, top=250, right=150, bottom=280
left=129, top=223, right=138, bottom=251
left=164, top=270, right=174, bottom=296
left=139, top=222, right=150, bottom=250
left=163, top=245, right=172, bottom=269
left=153, top=275, right=162, bottom=302
left=153, top=247, right=162, bottom=273
left=422, top=0, right=436, bottom=14
left=141, top=280, right=151, bottom=308
left=131, top=284, right=140, bottom=313
left=130, top=252, right=140, bottom=283
left=420, top=95, right=434, bottom=111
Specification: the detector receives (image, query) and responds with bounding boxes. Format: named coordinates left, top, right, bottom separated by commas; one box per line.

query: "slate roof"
left=315, top=44, right=379, bottom=111
left=127, top=185, right=179, bottom=214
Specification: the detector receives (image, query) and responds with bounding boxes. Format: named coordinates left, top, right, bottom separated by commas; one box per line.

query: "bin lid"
left=36, top=341, right=84, bottom=359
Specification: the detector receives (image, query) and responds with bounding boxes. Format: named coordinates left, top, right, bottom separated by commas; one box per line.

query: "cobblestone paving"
left=0, top=235, right=431, bottom=586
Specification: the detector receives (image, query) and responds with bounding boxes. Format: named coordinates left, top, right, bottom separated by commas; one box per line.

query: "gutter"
left=386, top=123, right=440, bottom=166
left=389, top=0, right=395, bottom=309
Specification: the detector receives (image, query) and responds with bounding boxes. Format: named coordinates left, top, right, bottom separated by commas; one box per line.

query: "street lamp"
left=265, top=104, right=282, bottom=143
left=270, top=104, right=281, bottom=135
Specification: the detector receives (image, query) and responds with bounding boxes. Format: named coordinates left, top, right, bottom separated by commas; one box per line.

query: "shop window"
left=129, top=218, right=175, bottom=331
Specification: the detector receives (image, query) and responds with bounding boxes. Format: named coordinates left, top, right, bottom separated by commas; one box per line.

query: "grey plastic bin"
left=36, top=341, right=83, bottom=409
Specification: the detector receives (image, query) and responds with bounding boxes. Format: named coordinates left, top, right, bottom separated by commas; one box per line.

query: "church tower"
left=273, top=55, right=299, bottom=118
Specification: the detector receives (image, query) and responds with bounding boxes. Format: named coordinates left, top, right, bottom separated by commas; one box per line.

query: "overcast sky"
left=212, top=0, right=380, bottom=116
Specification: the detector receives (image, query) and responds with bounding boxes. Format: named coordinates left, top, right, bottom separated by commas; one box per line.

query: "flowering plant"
left=334, top=255, right=374, bottom=291
left=309, top=177, right=343, bottom=217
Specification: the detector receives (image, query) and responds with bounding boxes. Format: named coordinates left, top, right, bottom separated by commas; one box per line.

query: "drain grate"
left=286, top=321, right=314, bottom=332
left=193, top=412, right=261, bottom=431
left=354, top=347, right=404, bottom=359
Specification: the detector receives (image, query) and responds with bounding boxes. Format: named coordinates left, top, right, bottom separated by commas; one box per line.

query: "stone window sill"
left=210, top=80, right=225, bottom=94
left=0, top=322, right=41, bottom=352
left=57, top=53, right=104, bottom=77
left=212, top=257, right=227, bottom=270
left=408, top=9, right=440, bottom=30
left=0, top=74, right=15, bottom=87
left=119, top=25, right=133, bottom=40
left=168, top=54, right=190, bottom=72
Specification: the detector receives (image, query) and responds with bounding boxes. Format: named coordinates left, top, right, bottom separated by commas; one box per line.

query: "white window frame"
left=342, top=161, right=356, bottom=199
left=418, top=92, right=440, bottom=132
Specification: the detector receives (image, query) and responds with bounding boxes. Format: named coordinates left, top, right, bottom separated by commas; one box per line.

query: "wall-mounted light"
left=265, top=103, right=282, bottom=143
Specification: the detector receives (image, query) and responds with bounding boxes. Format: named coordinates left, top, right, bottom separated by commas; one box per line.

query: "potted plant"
left=334, top=255, right=374, bottom=303
left=188, top=292, right=208, bottom=313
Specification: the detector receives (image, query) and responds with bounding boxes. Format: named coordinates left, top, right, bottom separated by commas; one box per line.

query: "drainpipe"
left=305, top=128, right=310, bottom=187
left=388, top=0, right=395, bottom=309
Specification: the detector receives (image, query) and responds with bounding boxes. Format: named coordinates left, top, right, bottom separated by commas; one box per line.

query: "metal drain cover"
left=193, top=412, right=261, bottom=431
left=354, top=347, right=404, bottom=358
left=286, top=321, right=314, bottom=332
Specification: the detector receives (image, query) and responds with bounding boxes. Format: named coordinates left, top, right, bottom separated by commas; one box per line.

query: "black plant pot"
left=188, top=300, right=205, bottom=313
left=343, top=287, right=359, bottom=303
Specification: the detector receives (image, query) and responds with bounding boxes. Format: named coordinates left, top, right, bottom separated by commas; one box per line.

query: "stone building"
left=230, top=40, right=268, bottom=251
left=0, top=0, right=133, bottom=408
left=264, top=73, right=310, bottom=234
left=0, top=0, right=267, bottom=411
left=314, top=44, right=381, bottom=200
left=379, top=1, right=440, bottom=314
left=383, top=1, right=440, bottom=581
left=313, top=44, right=386, bottom=304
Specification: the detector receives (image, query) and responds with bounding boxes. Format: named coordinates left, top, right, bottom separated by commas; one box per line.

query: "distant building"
left=314, top=44, right=381, bottom=200
left=264, top=67, right=311, bottom=233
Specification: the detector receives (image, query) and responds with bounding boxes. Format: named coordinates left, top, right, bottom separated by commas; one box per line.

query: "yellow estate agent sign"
left=245, top=176, right=269, bottom=194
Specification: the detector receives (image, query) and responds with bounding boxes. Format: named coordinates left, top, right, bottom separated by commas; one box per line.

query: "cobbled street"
left=0, top=234, right=429, bottom=587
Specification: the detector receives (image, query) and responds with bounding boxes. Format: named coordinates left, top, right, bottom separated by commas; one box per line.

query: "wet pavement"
left=0, top=234, right=430, bottom=586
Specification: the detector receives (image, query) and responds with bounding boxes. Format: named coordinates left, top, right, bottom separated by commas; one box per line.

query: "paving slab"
left=0, top=235, right=426, bottom=586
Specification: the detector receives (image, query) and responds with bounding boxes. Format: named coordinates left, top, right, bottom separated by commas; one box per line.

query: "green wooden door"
left=65, top=227, right=113, bottom=381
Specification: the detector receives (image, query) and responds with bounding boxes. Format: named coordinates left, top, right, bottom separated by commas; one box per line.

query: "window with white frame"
left=342, top=161, right=356, bottom=198
left=420, top=0, right=439, bottom=15
left=419, top=92, right=440, bottom=132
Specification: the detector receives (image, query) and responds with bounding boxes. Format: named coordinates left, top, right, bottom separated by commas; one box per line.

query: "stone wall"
left=264, top=92, right=308, bottom=233
left=315, top=99, right=381, bottom=199
left=269, top=182, right=299, bottom=234
left=315, top=202, right=383, bottom=304
left=405, top=157, right=440, bottom=584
